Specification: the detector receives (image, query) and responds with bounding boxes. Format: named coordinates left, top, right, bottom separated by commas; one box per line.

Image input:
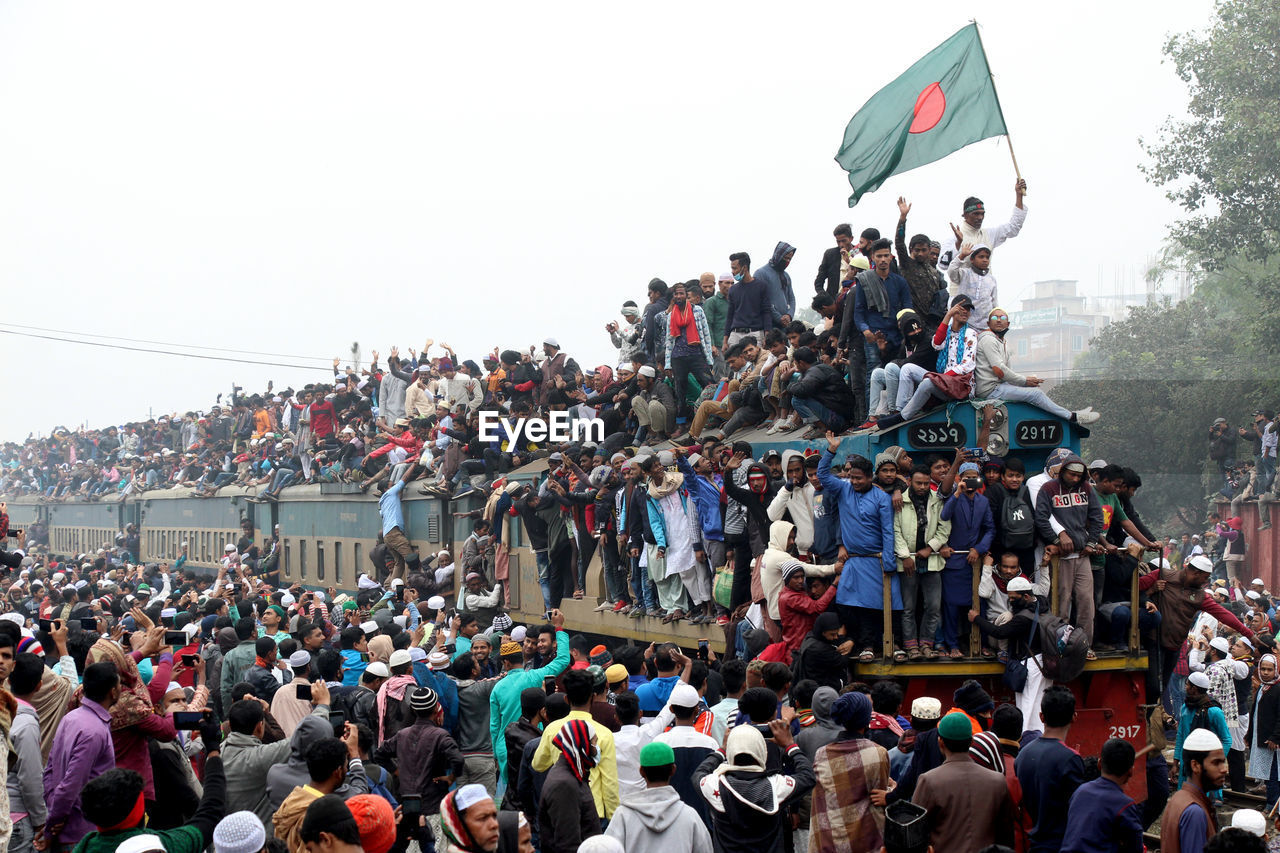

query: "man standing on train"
left=817, top=432, right=899, bottom=663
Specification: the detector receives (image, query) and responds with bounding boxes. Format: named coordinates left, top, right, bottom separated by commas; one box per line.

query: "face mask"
left=733, top=273, right=744, bottom=283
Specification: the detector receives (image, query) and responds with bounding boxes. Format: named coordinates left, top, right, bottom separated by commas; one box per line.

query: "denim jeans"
left=896, top=363, right=929, bottom=410
left=862, top=339, right=882, bottom=404
left=600, top=534, right=628, bottom=603
left=984, top=382, right=1071, bottom=419
left=870, top=363, right=902, bottom=415
left=1105, top=604, right=1162, bottom=649
left=900, top=569, right=941, bottom=648
left=629, top=553, right=657, bottom=610
left=535, top=550, right=553, bottom=610
left=791, top=396, right=848, bottom=432
left=9, top=815, right=34, bottom=853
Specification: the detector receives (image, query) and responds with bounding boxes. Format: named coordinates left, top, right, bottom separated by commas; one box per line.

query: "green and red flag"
left=835, top=23, right=1008, bottom=207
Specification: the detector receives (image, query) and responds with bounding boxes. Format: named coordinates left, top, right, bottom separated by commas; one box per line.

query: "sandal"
left=907, top=647, right=923, bottom=661
left=893, top=648, right=908, bottom=663
left=921, top=645, right=938, bottom=660
left=573, top=589, right=585, bottom=600
left=980, top=648, right=996, bottom=659
left=949, top=648, right=964, bottom=660
left=858, top=649, right=875, bottom=662
left=1085, top=649, right=1097, bottom=661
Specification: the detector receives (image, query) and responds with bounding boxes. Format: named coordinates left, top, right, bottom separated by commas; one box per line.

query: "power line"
left=0, top=321, right=338, bottom=365
left=0, top=328, right=339, bottom=372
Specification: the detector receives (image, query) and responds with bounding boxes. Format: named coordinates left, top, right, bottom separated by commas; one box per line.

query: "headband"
left=964, top=200, right=985, bottom=214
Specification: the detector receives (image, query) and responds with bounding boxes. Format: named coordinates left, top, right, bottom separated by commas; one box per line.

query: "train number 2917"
left=1108, top=725, right=1142, bottom=739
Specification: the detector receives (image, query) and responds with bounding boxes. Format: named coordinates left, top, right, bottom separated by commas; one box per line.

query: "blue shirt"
left=379, top=480, right=406, bottom=535
left=634, top=675, right=681, bottom=714
left=1060, top=776, right=1143, bottom=853
left=853, top=271, right=913, bottom=342
left=1015, top=736, right=1085, bottom=853
left=816, top=449, right=896, bottom=609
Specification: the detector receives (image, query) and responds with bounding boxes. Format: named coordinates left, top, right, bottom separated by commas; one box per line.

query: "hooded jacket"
left=223, top=706, right=327, bottom=828
left=693, top=730, right=814, bottom=853
left=265, top=715, right=370, bottom=811
left=754, top=241, right=797, bottom=326
left=1033, top=455, right=1104, bottom=551
left=760, top=520, right=837, bottom=620
left=795, top=687, right=843, bottom=762
left=767, top=450, right=815, bottom=550
left=604, top=785, right=714, bottom=853
left=786, top=363, right=857, bottom=423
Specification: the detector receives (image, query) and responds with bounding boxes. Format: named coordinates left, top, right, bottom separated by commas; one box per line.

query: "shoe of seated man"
left=1072, top=409, right=1101, bottom=425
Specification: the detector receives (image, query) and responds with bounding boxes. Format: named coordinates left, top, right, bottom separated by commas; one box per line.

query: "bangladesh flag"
left=835, top=24, right=1008, bottom=207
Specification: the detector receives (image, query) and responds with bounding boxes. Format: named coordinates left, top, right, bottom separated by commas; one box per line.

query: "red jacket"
left=779, top=583, right=837, bottom=655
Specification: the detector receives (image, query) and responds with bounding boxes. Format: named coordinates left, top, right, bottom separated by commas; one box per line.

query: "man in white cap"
left=1231, top=808, right=1267, bottom=838
left=213, top=811, right=267, bottom=853
left=1162, top=727, right=1227, bottom=853
left=1143, top=554, right=1254, bottom=704
left=271, top=650, right=317, bottom=737
left=1176, top=672, right=1232, bottom=787
left=536, top=337, right=579, bottom=407
left=632, top=365, right=676, bottom=445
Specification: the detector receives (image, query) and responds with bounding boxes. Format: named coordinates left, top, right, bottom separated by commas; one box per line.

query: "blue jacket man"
left=1061, top=772, right=1144, bottom=853
left=939, top=464, right=994, bottom=652
left=753, top=241, right=797, bottom=326
left=817, top=438, right=897, bottom=656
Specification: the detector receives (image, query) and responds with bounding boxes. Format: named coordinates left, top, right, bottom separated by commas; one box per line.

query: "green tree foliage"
left=1140, top=0, right=1280, bottom=263
left=1053, top=1, right=1280, bottom=530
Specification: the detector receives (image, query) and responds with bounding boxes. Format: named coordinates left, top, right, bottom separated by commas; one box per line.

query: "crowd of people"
left=0, top=512, right=1274, bottom=853
left=1, top=181, right=1278, bottom=853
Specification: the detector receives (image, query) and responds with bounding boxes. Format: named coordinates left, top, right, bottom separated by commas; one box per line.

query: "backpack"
left=1037, top=612, right=1090, bottom=682
left=1000, top=485, right=1036, bottom=550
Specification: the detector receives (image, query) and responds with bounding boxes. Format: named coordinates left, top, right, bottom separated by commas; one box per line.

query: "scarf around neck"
left=648, top=470, right=685, bottom=499
left=669, top=301, right=700, bottom=345
left=938, top=324, right=968, bottom=373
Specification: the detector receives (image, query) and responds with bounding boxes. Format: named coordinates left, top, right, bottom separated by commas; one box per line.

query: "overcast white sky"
left=0, top=1, right=1213, bottom=439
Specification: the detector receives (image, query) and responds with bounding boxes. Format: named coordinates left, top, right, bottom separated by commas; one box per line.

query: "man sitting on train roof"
left=875, top=295, right=979, bottom=431
left=974, top=307, right=1100, bottom=426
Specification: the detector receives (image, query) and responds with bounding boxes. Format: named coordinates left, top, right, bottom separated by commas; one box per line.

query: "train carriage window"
left=316, top=541, right=325, bottom=581
left=284, top=541, right=292, bottom=582
left=353, top=543, right=362, bottom=580
left=333, top=543, right=343, bottom=587
left=300, top=539, right=308, bottom=580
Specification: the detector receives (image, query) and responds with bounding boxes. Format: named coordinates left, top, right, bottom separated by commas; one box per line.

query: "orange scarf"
left=669, top=301, right=700, bottom=345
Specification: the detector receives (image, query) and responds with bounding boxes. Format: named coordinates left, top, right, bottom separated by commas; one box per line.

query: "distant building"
left=1007, top=280, right=1109, bottom=387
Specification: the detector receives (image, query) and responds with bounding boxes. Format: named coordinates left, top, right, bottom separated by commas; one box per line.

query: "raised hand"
left=950, top=222, right=963, bottom=247
left=897, top=196, right=911, bottom=218
left=825, top=430, right=841, bottom=454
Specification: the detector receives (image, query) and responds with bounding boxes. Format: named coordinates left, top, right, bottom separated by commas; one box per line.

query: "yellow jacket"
left=531, top=709, right=619, bottom=818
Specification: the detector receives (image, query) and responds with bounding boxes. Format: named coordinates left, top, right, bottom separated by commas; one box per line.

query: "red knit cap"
left=345, top=795, right=396, bottom=853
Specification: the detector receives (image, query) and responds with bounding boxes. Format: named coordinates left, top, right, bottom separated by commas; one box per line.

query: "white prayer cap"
left=313, top=591, right=325, bottom=603
left=1212, top=587, right=1228, bottom=598
left=1252, top=578, right=1265, bottom=586
left=160, top=607, right=178, bottom=619
left=1183, top=727, right=1223, bottom=752
left=360, top=621, right=379, bottom=634
left=1007, top=577, right=1034, bottom=593
left=427, top=595, right=446, bottom=610
left=165, top=681, right=185, bottom=697
left=1210, top=636, right=1231, bottom=655
left=1238, top=636, right=1254, bottom=650
left=225, top=543, right=237, bottom=552
left=1247, top=590, right=1262, bottom=601
left=1187, top=671, right=1211, bottom=690
left=280, top=593, right=296, bottom=606
left=511, top=625, right=528, bottom=643
left=287, top=650, right=312, bottom=668
left=1188, top=555, right=1214, bottom=574
left=668, top=683, right=700, bottom=708
left=389, top=578, right=404, bottom=587
left=1233, top=809, right=1267, bottom=837
left=116, top=834, right=166, bottom=853
left=638, top=365, right=656, bottom=378
left=393, top=615, right=408, bottom=628
left=453, top=783, right=492, bottom=811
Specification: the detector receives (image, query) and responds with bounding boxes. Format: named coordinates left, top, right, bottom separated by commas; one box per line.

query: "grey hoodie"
left=7, top=703, right=45, bottom=826
left=796, top=687, right=843, bottom=762
left=265, top=713, right=369, bottom=810
left=603, top=785, right=714, bottom=853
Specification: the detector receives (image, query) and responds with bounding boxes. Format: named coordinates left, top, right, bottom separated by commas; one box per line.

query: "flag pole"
left=971, top=20, right=1025, bottom=190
